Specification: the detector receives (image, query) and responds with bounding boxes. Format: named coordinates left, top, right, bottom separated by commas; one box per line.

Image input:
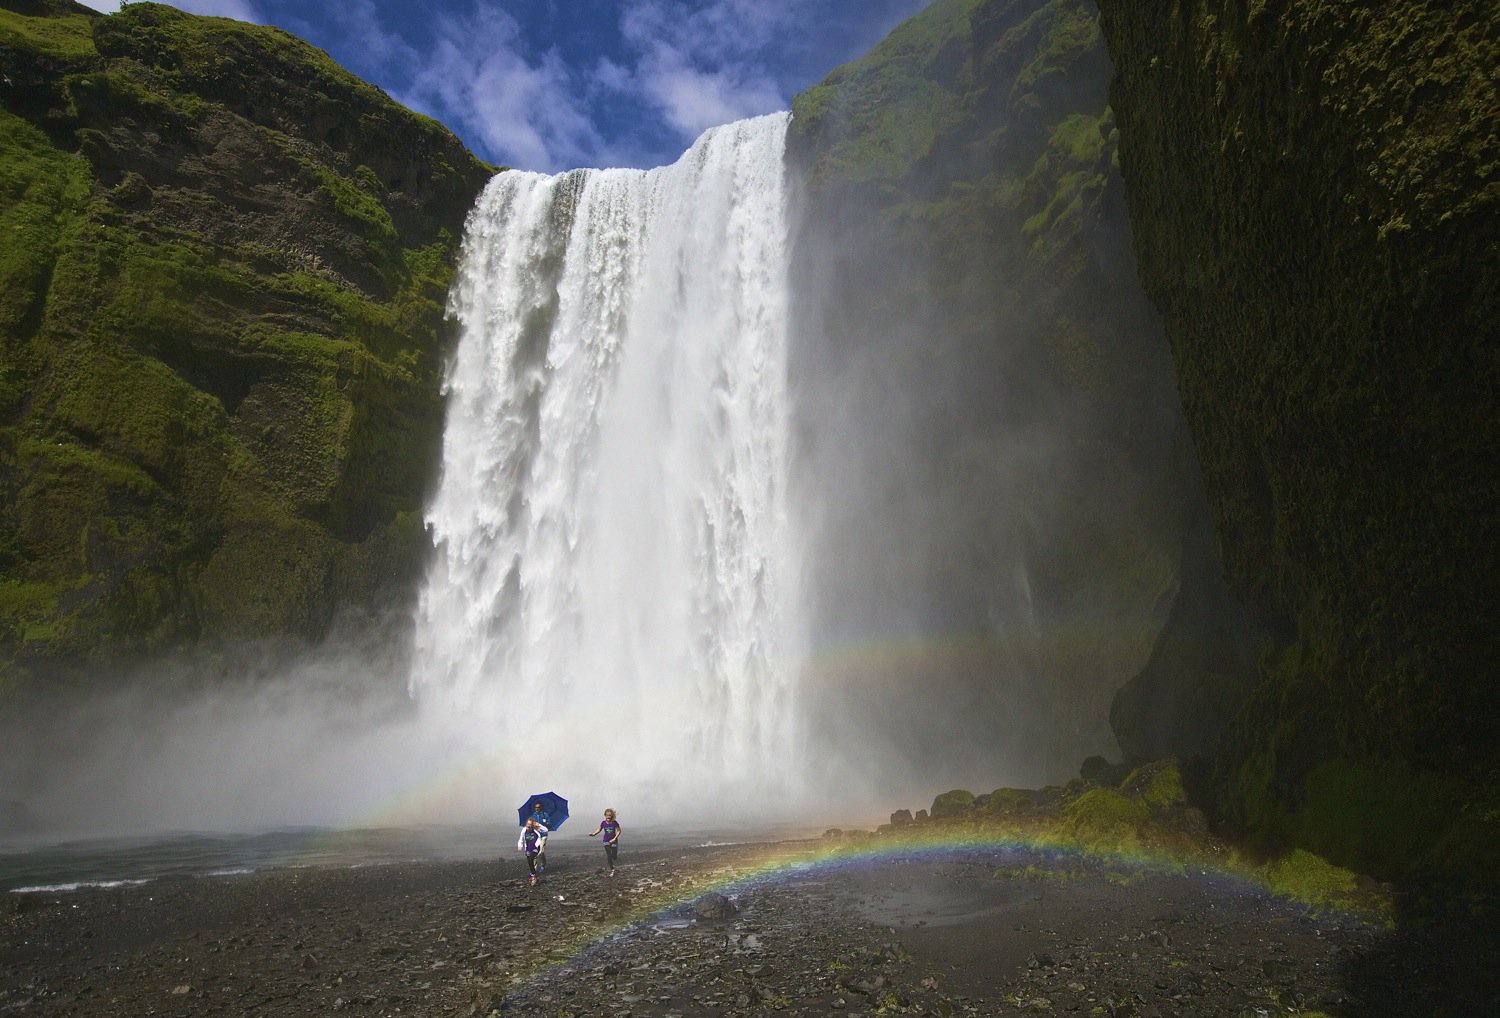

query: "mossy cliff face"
left=0, top=0, right=493, bottom=686
left=1096, top=0, right=1499, bottom=878
left=785, top=0, right=1258, bottom=780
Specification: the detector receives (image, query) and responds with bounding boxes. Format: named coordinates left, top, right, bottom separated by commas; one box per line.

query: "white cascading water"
left=408, top=113, right=799, bottom=820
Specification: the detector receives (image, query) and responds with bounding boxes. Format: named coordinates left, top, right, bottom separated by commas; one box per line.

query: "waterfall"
left=409, top=113, right=798, bottom=815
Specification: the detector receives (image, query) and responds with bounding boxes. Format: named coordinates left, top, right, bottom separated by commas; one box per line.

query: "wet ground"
left=3, top=839, right=1495, bottom=1017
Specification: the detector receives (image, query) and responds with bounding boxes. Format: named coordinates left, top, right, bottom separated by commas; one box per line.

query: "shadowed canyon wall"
left=783, top=0, right=1259, bottom=795
left=1096, top=0, right=1499, bottom=880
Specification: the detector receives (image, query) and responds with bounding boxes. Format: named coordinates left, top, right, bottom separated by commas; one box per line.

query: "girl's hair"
left=604, top=808, right=616, bottom=816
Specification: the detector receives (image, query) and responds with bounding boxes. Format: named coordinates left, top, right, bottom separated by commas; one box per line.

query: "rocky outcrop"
left=784, top=0, right=1257, bottom=782
left=0, top=0, right=494, bottom=687
left=1096, top=0, right=1499, bottom=879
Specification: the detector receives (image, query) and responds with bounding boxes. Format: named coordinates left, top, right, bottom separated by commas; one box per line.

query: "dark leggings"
left=605, top=842, right=618, bottom=868
left=526, top=853, right=540, bottom=877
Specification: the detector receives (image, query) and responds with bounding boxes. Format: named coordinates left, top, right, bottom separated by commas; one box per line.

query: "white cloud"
left=76, top=0, right=265, bottom=21
left=607, top=0, right=809, bottom=139
left=636, top=59, right=784, bottom=139
left=171, top=0, right=264, bottom=20
left=394, top=7, right=606, bottom=172
left=300, top=0, right=401, bottom=68
left=66, top=0, right=930, bottom=172
left=251, top=1, right=579, bottom=171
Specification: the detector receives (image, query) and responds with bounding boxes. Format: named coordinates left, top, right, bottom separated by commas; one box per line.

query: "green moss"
left=0, top=1, right=98, bottom=62
left=1123, top=760, right=1188, bottom=809
left=1009, top=0, right=1100, bottom=92
left=1098, top=0, right=1500, bottom=882
left=299, top=157, right=401, bottom=267
left=931, top=789, right=977, bottom=818
left=1060, top=788, right=1150, bottom=851
left=66, top=63, right=206, bottom=127
left=0, top=0, right=487, bottom=678
left=0, top=578, right=67, bottom=644
left=1018, top=113, right=1111, bottom=262
left=195, top=515, right=336, bottom=639
left=0, top=109, right=89, bottom=332
left=1260, top=848, right=1365, bottom=914
left=93, top=2, right=473, bottom=178
left=45, top=344, right=227, bottom=479
left=1289, top=756, right=1497, bottom=883
left=792, top=0, right=984, bottom=185
left=982, top=787, right=1032, bottom=815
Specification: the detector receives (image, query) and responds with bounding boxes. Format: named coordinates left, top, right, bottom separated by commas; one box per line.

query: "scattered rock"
left=2, top=838, right=1479, bottom=1018
left=693, top=893, right=737, bottom=920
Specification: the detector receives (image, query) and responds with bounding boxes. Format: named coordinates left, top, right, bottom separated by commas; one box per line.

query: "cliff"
left=0, top=0, right=493, bottom=687
left=7, top=0, right=1493, bottom=886
left=1096, top=0, right=1499, bottom=880
left=784, top=0, right=1259, bottom=783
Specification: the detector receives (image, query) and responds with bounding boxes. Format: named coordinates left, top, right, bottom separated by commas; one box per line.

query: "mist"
left=781, top=108, right=1185, bottom=811
left=0, top=637, right=428, bottom=840
left=1, top=98, right=1187, bottom=846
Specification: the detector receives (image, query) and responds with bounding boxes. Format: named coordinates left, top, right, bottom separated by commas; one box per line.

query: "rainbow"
left=480, top=824, right=1371, bottom=1004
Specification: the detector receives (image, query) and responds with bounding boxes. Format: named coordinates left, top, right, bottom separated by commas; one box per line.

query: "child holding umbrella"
left=517, top=793, right=566, bottom=875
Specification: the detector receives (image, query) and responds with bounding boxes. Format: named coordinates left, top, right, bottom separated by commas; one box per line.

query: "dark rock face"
left=0, top=0, right=493, bottom=686
left=1109, top=428, right=1264, bottom=766
left=1096, top=0, right=1499, bottom=877
left=785, top=0, right=1256, bottom=784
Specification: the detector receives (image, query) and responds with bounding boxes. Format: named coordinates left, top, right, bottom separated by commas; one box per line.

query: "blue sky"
left=77, top=1, right=929, bottom=171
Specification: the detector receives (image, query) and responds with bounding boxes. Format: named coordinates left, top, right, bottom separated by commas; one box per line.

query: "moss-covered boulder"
left=983, top=786, right=1037, bottom=814
left=930, top=788, right=977, bottom=819
left=1119, top=758, right=1186, bottom=809
left=0, top=0, right=493, bottom=688
left=1059, top=786, right=1152, bottom=850
left=1096, top=0, right=1500, bottom=882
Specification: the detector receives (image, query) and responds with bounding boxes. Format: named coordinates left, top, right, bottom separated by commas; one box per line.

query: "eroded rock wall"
left=0, top=0, right=493, bottom=686
left=1096, top=0, right=1499, bottom=876
left=785, top=0, right=1257, bottom=785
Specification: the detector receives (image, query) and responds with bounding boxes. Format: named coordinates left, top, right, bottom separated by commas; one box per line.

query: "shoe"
left=609, top=869, right=615, bottom=878
left=528, top=875, right=537, bottom=886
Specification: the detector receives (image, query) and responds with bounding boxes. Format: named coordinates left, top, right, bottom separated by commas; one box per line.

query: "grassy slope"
left=0, top=0, right=493, bottom=685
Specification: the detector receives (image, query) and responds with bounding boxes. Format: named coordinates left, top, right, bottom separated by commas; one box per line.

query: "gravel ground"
left=3, top=837, right=1495, bottom=1017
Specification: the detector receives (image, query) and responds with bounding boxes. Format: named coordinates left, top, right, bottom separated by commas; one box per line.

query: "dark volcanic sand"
left=3, top=839, right=1495, bottom=1017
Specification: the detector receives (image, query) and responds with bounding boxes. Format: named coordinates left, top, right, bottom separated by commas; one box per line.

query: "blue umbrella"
left=518, top=791, right=569, bottom=830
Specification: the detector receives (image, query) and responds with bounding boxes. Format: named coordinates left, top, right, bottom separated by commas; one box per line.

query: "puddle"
left=851, top=875, right=1031, bottom=929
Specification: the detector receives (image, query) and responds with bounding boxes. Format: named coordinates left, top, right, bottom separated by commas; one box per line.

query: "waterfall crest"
left=410, top=113, right=798, bottom=812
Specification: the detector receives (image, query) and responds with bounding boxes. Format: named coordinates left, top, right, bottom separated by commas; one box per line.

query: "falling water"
left=409, top=113, right=798, bottom=816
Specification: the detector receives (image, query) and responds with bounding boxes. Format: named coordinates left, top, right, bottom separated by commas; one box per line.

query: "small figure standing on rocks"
left=518, top=817, right=547, bottom=886
left=588, top=808, right=621, bottom=877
